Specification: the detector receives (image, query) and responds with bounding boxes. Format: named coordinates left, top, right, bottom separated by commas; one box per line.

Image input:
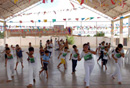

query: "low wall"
left=0, top=36, right=112, bottom=48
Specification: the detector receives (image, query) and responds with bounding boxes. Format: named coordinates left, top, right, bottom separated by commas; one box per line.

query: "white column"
left=128, top=17, right=130, bottom=40
left=120, top=19, right=123, bottom=44
left=4, top=21, right=6, bottom=45
left=111, top=21, right=114, bottom=46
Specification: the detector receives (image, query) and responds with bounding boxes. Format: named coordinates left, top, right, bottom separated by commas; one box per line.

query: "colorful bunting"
left=63, top=19, right=66, bottom=21
left=80, top=0, right=84, bottom=5
left=19, top=21, right=22, bottom=23
left=14, top=0, right=18, bottom=4
left=52, top=19, right=56, bottom=22
left=43, top=0, right=45, bottom=3
left=38, top=20, right=41, bottom=22
left=90, top=17, right=94, bottom=20
left=44, top=19, right=47, bottom=22
left=70, top=2, right=75, bottom=8
left=81, top=18, right=85, bottom=20
left=31, top=20, right=34, bottom=23
left=75, top=18, right=79, bottom=21
left=51, top=0, right=54, bottom=3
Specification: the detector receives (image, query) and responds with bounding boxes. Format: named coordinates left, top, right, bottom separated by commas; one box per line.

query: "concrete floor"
left=0, top=47, right=130, bottom=88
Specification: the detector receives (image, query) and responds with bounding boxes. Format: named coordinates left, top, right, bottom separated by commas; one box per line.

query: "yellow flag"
left=44, top=19, right=47, bottom=22
left=77, top=0, right=80, bottom=3
left=85, top=18, right=89, bottom=20
left=14, top=0, right=18, bottom=4
left=86, top=0, right=87, bottom=3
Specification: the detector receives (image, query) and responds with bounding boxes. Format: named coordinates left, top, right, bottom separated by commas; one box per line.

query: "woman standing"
left=79, top=43, right=97, bottom=88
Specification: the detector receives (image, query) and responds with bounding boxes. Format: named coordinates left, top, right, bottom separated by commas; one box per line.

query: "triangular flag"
left=31, top=20, right=34, bottom=23
left=85, top=18, right=89, bottom=20
left=81, top=18, right=85, bottom=20
left=52, top=19, right=56, bottom=22
left=19, top=21, right=22, bottom=23
left=14, top=0, right=18, bottom=4
left=63, top=19, right=66, bottom=21
left=51, top=0, right=53, bottom=3
left=38, top=20, right=41, bottom=22
left=43, top=0, right=45, bottom=3
left=77, top=0, right=80, bottom=3
left=44, top=19, right=47, bottom=22
left=68, top=18, right=71, bottom=21
left=75, top=18, right=79, bottom=21
left=90, top=17, right=94, bottom=20
left=80, top=0, right=84, bottom=5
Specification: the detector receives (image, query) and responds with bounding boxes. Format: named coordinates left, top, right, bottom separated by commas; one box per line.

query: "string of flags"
left=8, top=17, right=102, bottom=23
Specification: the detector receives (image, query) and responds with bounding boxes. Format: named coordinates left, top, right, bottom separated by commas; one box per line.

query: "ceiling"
left=79, top=0, right=130, bottom=19
left=0, top=0, right=40, bottom=19
left=0, top=0, right=130, bottom=20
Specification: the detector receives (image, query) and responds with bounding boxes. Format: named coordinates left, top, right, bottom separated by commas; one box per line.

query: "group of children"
left=3, top=39, right=125, bottom=88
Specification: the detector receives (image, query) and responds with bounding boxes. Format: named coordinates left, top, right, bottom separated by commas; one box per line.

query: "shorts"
left=43, top=63, right=48, bottom=71
left=61, top=58, right=66, bottom=64
left=102, top=59, right=108, bottom=65
left=5, top=54, right=7, bottom=59
left=17, top=57, right=23, bottom=63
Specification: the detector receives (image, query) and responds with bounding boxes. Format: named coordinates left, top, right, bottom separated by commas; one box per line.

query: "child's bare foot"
left=33, top=79, right=35, bottom=83
left=27, top=84, right=33, bottom=88
left=111, top=75, right=115, bottom=79
left=118, top=82, right=122, bottom=85
left=7, top=80, right=12, bottom=82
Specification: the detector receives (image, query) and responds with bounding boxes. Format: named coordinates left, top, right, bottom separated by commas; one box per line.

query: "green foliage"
left=0, top=31, right=4, bottom=39
left=66, top=36, right=74, bottom=45
left=87, top=35, right=90, bottom=37
left=94, top=31, right=105, bottom=37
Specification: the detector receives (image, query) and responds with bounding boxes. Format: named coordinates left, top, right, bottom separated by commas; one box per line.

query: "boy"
left=46, top=40, right=53, bottom=57
left=69, top=45, right=80, bottom=74
left=102, top=46, right=110, bottom=70
left=15, top=44, right=24, bottom=70
left=57, top=47, right=69, bottom=69
left=26, top=47, right=37, bottom=88
left=39, top=50, right=50, bottom=79
left=4, top=44, right=9, bottom=67
left=40, top=40, right=42, bottom=48
left=111, top=44, right=124, bottom=85
left=5, top=47, right=14, bottom=82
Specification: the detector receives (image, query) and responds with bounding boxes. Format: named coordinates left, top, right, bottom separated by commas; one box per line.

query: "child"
left=102, top=46, right=110, bottom=70
left=69, top=45, right=80, bottom=74
left=57, top=47, right=69, bottom=69
left=10, top=45, right=15, bottom=56
left=40, top=40, right=42, bottom=48
left=39, top=46, right=44, bottom=68
left=39, top=50, right=50, bottom=79
left=79, top=43, right=97, bottom=88
left=5, top=47, right=14, bottom=82
left=111, top=44, right=124, bottom=85
left=26, top=47, right=37, bottom=88
left=46, top=40, right=53, bottom=58
left=15, top=44, right=24, bottom=70
left=4, top=44, right=9, bottom=67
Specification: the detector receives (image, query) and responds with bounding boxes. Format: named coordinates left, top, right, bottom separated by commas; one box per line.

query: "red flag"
left=75, top=18, right=79, bottom=21
left=70, top=2, right=75, bottom=8
left=31, top=20, right=34, bottom=23
left=43, top=0, right=45, bottom=3
left=19, top=21, right=22, bottom=23
left=63, top=19, right=66, bottom=21
left=80, top=0, right=84, bottom=5
left=51, top=0, right=53, bottom=3
left=29, top=0, right=31, bottom=3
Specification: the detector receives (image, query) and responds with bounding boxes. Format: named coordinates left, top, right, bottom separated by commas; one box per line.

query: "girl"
left=79, top=43, right=97, bottom=88
left=5, top=47, right=14, bottom=82
left=57, top=47, right=69, bottom=70
left=111, top=44, right=124, bottom=85
left=69, top=45, right=80, bottom=74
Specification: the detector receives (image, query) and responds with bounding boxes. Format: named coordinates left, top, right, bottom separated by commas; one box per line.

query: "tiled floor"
left=0, top=47, right=130, bottom=88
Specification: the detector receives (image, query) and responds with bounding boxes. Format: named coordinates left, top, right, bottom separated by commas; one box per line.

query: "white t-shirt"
left=47, top=44, right=53, bottom=52
left=60, top=51, right=68, bottom=59
left=28, top=56, right=37, bottom=66
left=100, top=45, right=105, bottom=51
left=80, top=51, right=94, bottom=64
left=72, top=50, right=79, bottom=60
left=103, top=50, right=109, bottom=60
left=113, top=49, right=124, bottom=60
